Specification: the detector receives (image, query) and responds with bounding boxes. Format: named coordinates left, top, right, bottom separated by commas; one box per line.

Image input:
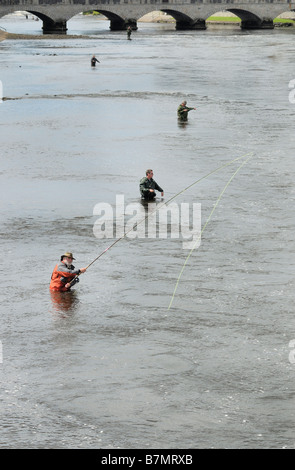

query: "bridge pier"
left=42, top=19, right=67, bottom=35
left=241, top=18, right=274, bottom=29
left=260, top=19, right=274, bottom=29
left=176, top=19, right=206, bottom=30
left=109, top=18, right=138, bottom=31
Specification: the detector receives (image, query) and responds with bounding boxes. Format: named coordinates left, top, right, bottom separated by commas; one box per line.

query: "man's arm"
left=154, top=181, right=163, bottom=193
left=56, top=263, right=80, bottom=275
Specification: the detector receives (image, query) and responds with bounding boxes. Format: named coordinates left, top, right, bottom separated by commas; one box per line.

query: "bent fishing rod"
left=69, top=151, right=253, bottom=288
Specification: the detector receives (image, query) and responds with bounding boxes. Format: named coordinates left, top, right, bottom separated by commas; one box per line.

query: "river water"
left=0, top=13, right=295, bottom=449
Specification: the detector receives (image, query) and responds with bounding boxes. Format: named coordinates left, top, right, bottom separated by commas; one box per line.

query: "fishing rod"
left=69, top=151, right=253, bottom=288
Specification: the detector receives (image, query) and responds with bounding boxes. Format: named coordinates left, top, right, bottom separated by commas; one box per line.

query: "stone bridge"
left=0, top=0, right=294, bottom=33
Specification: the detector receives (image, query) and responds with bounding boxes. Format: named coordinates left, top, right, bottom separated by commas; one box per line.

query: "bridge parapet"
left=0, top=0, right=294, bottom=33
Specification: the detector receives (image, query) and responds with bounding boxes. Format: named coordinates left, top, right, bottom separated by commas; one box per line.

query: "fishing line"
left=69, top=151, right=253, bottom=287
left=167, top=153, right=254, bottom=311
left=0, top=27, right=7, bottom=42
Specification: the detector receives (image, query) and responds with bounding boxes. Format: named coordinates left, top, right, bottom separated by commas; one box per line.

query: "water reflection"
left=50, top=290, right=79, bottom=317
left=139, top=198, right=156, bottom=210
left=177, top=119, right=189, bottom=129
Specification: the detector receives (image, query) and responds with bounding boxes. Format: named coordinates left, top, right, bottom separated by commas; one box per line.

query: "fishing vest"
left=50, top=263, right=77, bottom=292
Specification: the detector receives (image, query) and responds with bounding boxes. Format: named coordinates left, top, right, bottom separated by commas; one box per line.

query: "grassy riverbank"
left=207, top=16, right=295, bottom=25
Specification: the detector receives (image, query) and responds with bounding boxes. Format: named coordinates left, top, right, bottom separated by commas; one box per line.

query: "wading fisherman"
left=177, top=100, right=196, bottom=122
left=91, top=55, right=100, bottom=67
left=127, top=26, right=132, bottom=40
left=140, top=169, right=164, bottom=201
left=50, top=252, right=87, bottom=292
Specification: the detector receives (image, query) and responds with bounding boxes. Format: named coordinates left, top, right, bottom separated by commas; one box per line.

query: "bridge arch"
left=31, top=11, right=68, bottom=33
left=86, top=7, right=273, bottom=31
left=0, top=9, right=67, bottom=33
left=226, top=8, right=272, bottom=29
left=159, top=9, right=206, bottom=30
left=87, top=8, right=199, bottom=30
left=90, top=10, right=139, bottom=30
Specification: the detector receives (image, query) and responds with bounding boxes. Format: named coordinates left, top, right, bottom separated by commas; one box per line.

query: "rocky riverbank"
left=1, top=32, right=90, bottom=40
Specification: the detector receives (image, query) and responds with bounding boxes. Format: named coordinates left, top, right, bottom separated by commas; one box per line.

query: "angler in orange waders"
left=50, top=252, right=87, bottom=292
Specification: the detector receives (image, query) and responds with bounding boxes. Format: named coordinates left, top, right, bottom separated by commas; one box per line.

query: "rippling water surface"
left=0, top=13, right=295, bottom=449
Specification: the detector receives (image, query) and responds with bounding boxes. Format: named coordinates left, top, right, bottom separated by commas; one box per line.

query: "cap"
left=62, top=252, right=75, bottom=260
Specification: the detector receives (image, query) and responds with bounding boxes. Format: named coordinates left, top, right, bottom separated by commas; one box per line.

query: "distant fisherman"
left=177, top=100, right=196, bottom=122
left=140, top=169, right=164, bottom=201
left=50, top=252, right=86, bottom=292
left=127, top=26, right=132, bottom=40
left=91, top=55, right=100, bottom=67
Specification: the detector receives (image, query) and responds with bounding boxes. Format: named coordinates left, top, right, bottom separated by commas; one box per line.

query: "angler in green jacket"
left=140, top=169, right=164, bottom=201
left=177, top=100, right=196, bottom=121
